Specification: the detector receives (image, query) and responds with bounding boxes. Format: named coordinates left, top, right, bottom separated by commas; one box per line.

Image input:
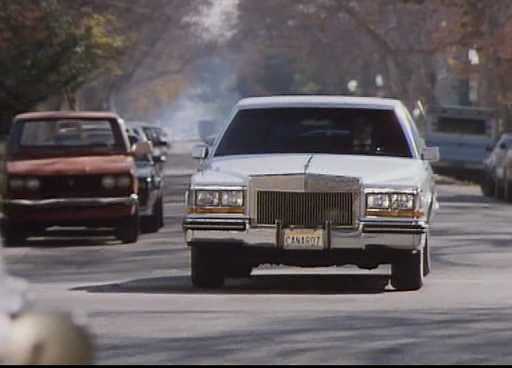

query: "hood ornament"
left=304, top=155, right=314, bottom=174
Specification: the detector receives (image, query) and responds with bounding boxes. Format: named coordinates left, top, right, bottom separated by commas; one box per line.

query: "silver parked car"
left=184, top=96, right=439, bottom=291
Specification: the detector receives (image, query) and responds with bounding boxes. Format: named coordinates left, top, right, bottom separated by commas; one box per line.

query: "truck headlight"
left=26, top=178, right=41, bottom=192
left=101, top=176, right=116, bottom=190
left=9, top=178, right=25, bottom=191
left=116, top=175, right=132, bottom=189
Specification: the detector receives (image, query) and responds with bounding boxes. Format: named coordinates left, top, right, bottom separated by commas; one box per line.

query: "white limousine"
left=184, top=96, right=439, bottom=291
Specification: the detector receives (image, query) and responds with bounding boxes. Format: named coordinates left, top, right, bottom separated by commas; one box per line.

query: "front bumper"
left=184, top=217, right=428, bottom=251
left=2, top=195, right=138, bottom=225
left=3, top=195, right=138, bottom=209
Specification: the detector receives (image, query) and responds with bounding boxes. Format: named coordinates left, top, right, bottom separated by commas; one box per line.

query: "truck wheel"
left=157, top=197, right=165, bottom=229
left=191, top=246, right=225, bottom=289
left=391, top=249, right=424, bottom=291
left=1, top=225, right=27, bottom=247
left=116, top=214, right=140, bottom=244
left=141, top=198, right=163, bottom=234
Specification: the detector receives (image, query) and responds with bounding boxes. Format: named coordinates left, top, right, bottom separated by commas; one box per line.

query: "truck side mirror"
left=422, top=147, right=440, bottom=162
left=192, top=145, right=209, bottom=160
left=132, top=141, right=153, bottom=159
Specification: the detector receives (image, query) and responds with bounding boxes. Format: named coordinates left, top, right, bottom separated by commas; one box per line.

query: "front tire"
left=115, top=214, right=140, bottom=244
left=1, top=224, right=28, bottom=247
left=141, top=197, right=164, bottom=234
left=191, top=246, right=225, bottom=289
left=391, top=248, right=424, bottom=291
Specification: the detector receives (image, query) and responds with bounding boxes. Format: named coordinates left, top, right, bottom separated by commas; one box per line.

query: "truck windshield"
left=215, top=108, right=412, bottom=158
left=15, top=119, right=125, bottom=151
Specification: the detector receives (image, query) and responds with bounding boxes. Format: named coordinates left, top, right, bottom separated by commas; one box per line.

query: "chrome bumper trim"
left=3, top=195, right=138, bottom=209
left=184, top=217, right=428, bottom=251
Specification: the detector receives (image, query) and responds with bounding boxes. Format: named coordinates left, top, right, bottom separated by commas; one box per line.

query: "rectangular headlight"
left=366, top=192, right=420, bottom=218
left=196, top=191, right=221, bottom=207
left=221, top=191, right=244, bottom=207
left=367, top=193, right=391, bottom=210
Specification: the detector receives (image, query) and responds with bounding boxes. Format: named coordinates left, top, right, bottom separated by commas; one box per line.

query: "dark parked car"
left=127, top=129, right=165, bottom=233
left=481, top=133, right=512, bottom=198
left=127, top=122, right=170, bottom=169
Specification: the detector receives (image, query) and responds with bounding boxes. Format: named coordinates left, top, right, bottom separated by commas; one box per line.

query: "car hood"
left=192, top=154, right=428, bottom=189
left=7, top=155, right=135, bottom=176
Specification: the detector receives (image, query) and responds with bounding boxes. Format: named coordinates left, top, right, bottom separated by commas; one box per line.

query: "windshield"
left=215, top=108, right=412, bottom=158
left=10, top=119, right=128, bottom=157
left=433, top=117, right=489, bottom=136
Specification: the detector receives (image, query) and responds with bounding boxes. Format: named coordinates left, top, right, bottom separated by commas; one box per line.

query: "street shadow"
left=72, top=273, right=391, bottom=295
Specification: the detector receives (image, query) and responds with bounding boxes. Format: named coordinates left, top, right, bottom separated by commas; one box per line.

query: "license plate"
left=283, top=229, right=325, bottom=250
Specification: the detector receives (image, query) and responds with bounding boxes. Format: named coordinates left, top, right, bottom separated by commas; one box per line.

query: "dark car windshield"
left=9, top=119, right=128, bottom=156
left=215, top=108, right=412, bottom=158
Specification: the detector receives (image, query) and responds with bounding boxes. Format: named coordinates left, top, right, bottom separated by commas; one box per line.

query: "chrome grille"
left=256, top=191, right=355, bottom=227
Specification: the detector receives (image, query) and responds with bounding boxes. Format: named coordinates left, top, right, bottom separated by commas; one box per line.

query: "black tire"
left=141, top=197, right=164, bottom=234
left=1, top=224, right=28, bottom=247
left=225, top=265, right=253, bottom=279
left=505, top=169, right=512, bottom=202
left=423, top=238, right=431, bottom=277
left=115, top=214, right=140, bottom=244
left=191, top=246, right=225, bottom=289
left=391, top=249, right=424, bottom=291
left=157, top=197, right=165, bottom=229
left=480, top=174, right=495, bottom=197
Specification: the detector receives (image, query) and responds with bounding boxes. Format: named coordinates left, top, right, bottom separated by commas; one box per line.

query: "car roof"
left=236, top=96, right=403, bottom=110
left=15, top=111, right=121, bottom=122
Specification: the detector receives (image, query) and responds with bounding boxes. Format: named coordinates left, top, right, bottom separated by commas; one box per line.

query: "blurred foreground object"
left=4, top=312, right=94, bottom=365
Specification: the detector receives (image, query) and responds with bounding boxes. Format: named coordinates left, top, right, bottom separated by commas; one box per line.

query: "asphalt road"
left=3, top=166, right=512, bottom=364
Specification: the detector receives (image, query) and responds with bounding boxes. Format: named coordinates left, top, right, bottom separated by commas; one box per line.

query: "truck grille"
left=39, top=175, right=103, bottom=199
left=256, top=191, right=356, bottom=227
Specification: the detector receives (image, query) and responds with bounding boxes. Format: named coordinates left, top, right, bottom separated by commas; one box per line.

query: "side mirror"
left=422, top=147, right=440, bottom=162
left=192, top=145, right=209, bottom=160
left=499, top=142, right=508, bottom=150
left=132, top=141, right=153, bottom=158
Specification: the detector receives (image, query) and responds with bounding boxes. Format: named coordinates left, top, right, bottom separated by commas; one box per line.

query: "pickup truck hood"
left=192, top=154, right=428, bottom=189
left=7, top=155, right=135, bottom=176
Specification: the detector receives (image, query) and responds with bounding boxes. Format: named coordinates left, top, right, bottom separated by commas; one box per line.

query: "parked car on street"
left=184, top=96, right=439, bottom=291
left=127, top=122, right=170, bottom=169
left=126, top=128, right=165, bottom=233
left=425, top=105, right=498, bottom=180
left=0, top=245, right=93, bottom=364
left=480, top=133, right=512, bottom=197
left=1, top=111, right=152, bottom=246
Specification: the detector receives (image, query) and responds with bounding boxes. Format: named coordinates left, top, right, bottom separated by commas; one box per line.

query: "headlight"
left=9, top=178, right=25, bottom=191
left=390, top=193, right=415, bottom=210
left=196, top=191, right=220, bottom=207
left=221, top=191, right=244, bottom=207
left=26, top=178, right=41, bottom=192
left=117, top=176, right=132, bottom=188
left=101, top=176, right=116, bottom=190
left=366, top=194, right=390, bottom=210
left=366, top=192, right=419, bottom=218
left=191, top=189, right=245, bottom=214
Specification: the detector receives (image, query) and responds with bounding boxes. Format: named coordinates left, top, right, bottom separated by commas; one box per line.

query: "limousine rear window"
left=215, top=108, right=412, bottom=158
